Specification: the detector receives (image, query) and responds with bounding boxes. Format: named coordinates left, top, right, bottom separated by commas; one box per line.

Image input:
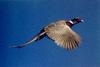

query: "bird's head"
left=69, top=17, right=84, bottom=25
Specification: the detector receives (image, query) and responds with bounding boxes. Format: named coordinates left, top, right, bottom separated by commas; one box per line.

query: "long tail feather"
left=10, top=32, right=46, bottom=48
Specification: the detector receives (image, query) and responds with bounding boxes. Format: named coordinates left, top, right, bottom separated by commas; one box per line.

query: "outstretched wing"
left=45, top=21, right=81, bottom=49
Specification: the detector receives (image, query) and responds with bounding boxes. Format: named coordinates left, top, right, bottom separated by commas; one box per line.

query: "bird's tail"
left=10, top=31, right=46, bottom=48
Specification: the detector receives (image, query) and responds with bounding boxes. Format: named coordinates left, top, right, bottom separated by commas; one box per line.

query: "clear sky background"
left=0, top=0, right=100, bottom=67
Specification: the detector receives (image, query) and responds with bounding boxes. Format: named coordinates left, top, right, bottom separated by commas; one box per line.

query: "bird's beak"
left=81, top=19, right=84, bottom=22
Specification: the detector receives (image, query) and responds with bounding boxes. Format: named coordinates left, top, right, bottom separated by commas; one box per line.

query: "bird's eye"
left=76, top=19, right=81, bottom=22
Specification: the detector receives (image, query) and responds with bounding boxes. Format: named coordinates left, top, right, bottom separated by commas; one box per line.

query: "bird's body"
left=44, top=20, right=80, bottom=49
left=11, top=17, right=83, bottom=50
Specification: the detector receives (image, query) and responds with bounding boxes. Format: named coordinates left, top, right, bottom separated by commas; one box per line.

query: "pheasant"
left=11, top=17, right=83, bottom=49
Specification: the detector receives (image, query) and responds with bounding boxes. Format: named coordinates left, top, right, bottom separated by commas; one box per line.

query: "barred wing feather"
left=45, top=21, right=81, bottom=49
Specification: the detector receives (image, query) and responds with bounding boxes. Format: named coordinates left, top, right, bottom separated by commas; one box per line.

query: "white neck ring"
left=69, top=20, right=74, bottom=24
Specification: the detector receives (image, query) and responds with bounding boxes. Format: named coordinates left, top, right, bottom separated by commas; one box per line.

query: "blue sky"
left=0, top=0, right=100, bottom=67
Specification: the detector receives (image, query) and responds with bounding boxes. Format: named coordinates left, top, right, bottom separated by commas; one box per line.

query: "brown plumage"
left=44, top=20, right=80, bottom=49
left=11, top=17, right=83, bottom=50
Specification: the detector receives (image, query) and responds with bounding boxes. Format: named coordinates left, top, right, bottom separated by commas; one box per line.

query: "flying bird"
left=11, top=17, right=83, bottom=49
